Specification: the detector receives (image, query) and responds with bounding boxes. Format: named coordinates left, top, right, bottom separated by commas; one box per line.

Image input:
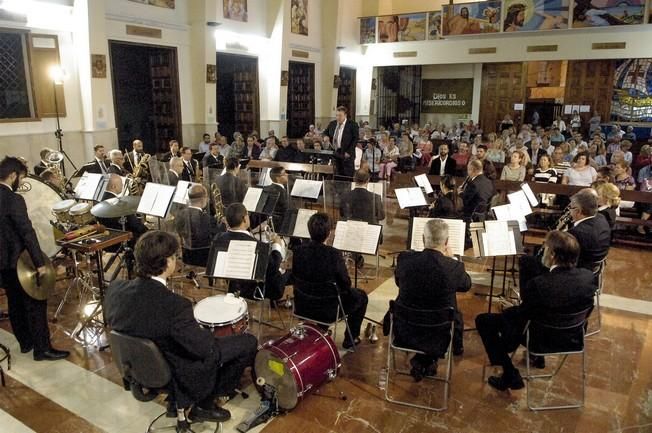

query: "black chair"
left=385, top=301, right=455, bottom=411
left=109, top=330, right=222, bottom=433
left=586, top=259, right=606, bottom=337
left=291, top=278, right=356, bottom=351
left=0, top=342, right=9, bottom=387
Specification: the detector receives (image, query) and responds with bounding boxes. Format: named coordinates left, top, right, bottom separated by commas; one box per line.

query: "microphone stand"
left=52, top=81, right=78, bottom=177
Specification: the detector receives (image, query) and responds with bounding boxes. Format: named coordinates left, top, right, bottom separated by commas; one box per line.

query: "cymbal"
left=91, top=195, right=141, bottom=218
left=17, top=251, right=56, bottom=301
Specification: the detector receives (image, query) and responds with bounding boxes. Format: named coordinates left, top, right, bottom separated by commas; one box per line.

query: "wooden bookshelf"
left=287, top=61, right=315, bottom=138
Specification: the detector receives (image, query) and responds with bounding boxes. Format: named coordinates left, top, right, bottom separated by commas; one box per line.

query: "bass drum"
left=17, top=175, right=65, bottom=258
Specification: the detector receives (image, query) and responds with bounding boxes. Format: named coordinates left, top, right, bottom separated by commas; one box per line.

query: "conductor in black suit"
left=105, top=231, right=257, bottom=422
left=340, top=169, right=385, bottom=225
left=263, top=167, right=292, bottom=231
left=213, top=203, right=289, bottom=301
left=428, top=143, right=456, bottom=177
left=216, top=158, right=247, bottom=207
left=292, top=212, right=368, bottom=349
left=461, top=160, right=495, bottom=222
left=325, top=106, right=359, bottom=178
left=0, top=157, right=69, bottom=361
left=476, top=231, right=596, bottom=391
left=390, top=219, right=471, bottom=381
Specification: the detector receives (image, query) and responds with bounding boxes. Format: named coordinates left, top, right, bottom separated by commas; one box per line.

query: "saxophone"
left=210, top=182, right=225, bottom=224
left=129, top=154, right=151, bottom=195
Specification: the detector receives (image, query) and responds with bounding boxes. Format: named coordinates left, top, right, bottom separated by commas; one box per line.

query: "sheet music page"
left=483, top=220, right=516, bottom=256
left=137, top=183, right=159, bottom=215
left=292, top=209, right=317, bottom=238
left=213, top=251, right=228, bottom=277
left=150, top=185, right=176, bottom=218
left=243, top=188, right=263, bottom=212
left=414, top=173, right=434, bottom=195
left=410, top=217, right=431, bottom=251
left=361, top=224, right=382, bottom=255
left=521, top=183, right=538, bottom=207
left=493, top=204, right=528, bottom=232
left=172, top=180, right=194, bottom=204
left=333, top=221, right=381, bottom=255
left=220, top=240, right=257, bottom=280
left=439, top=218, right=466, bottom=256
left=258, top=168, right=272, bottom=186
left=395, top=187, right=427, bottom=209
left=508, top=190, right=533, bottom=217
left=291, top=179, right=322, bottom=199
left=75, top=173, right=103, bottom=201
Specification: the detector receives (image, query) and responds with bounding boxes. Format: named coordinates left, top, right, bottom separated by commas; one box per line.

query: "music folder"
left=469, top=220, right=524, bottom=257
left=136, top=183, right=176, bottom=218
left=410, top=217, right=466, bottom=256
left=242, top=187, right=280, bottom=215
left=395, top=187, right=427, bottom=209
left=413, top=173, right=434, bottom=195
left=206, top=238, right=270, bottom=282
left=278, top=208, right=317, bottom=238
left=332, top=220, right=383, bottom=255
left=74, top=172, right=105, bottom=201
left=290, top=179, right=322, bottom=200
left=173, top=180, right=201, bottom=205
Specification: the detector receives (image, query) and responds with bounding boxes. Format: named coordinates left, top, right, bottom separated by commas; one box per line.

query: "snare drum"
left=51, top=199, right=76, bottom=224
left=254, top=324, right=341, bottom=410
left=69, top=202, right=94, bottom=226
left=193, top=294, right=249, bottom=337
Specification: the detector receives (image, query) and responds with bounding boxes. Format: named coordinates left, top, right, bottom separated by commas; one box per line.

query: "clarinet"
left=551, top=204, right=573, bottom=231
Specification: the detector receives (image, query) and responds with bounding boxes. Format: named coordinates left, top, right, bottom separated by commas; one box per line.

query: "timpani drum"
left=51, top=199, right=76, bottom=224
left=68, top=202, right=94, bottom=226
left=254, top=324, right=341, bottom=410
left=193, top=294, right=249, bottom=337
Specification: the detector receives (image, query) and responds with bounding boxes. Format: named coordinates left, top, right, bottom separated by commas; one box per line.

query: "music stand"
left=137, top=183, right=176, bottom=222
left=74, top=172, right=106, bottom=202
left=332, top=220, right=383, bottom=289
left=291, top=178, right=324, bottom=211
left=395, top=187, right=428, bottom=250
left=243, top=187, right=280, bottom=236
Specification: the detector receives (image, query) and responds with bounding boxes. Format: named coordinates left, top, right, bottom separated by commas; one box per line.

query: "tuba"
left=210, top=182, right=225, bottom=224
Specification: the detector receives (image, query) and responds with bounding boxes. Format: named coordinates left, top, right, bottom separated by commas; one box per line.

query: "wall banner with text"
left=421, top=79, right=474, bottom=114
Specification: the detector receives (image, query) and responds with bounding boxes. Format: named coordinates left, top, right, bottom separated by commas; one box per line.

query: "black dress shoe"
left=33, top=349, right=70, bottom=361
left=20, top=345, right=33, bottom=354
left=189, top=405, right=231, bottom=423
left=529, top=355, right=545, bottom=369
left=342, top=337, right=361, bottom=350
left=453, top=346, right=464, bottom=357
left=487, top=370, right=525, bottom=391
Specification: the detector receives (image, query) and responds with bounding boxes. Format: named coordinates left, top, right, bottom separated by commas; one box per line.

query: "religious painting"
left=378, top=15, right=399, bottom=42
left=442, top=1, right=501, bottom=36
left=291, top=0, right=308, bottom=36
left=281, top=70, right=289, bottom=86
left=427, top=11, right=443, bottom=40
left=127, top=0, right=175, bottom=9
left=611, top=58, right=652, bottom=122
left=503, top=0, right=569, bottom=31
left=206, top=64, right=217, bottom=83
left=360, top=17, right=377, bottom=44
left=91, top=54, right=106, bottom=79
left=572, top=0, right=645, bottom=27
left=397, top=13, right=427, bottom=41
left=223, top=0, right=248, bottom=22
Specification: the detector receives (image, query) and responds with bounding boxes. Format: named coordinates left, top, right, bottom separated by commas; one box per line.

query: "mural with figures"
left=611, top=59, right=652, bottom=122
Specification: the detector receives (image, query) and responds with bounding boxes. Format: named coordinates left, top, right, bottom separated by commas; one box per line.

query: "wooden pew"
left=247, top=159, right=334, bottom=176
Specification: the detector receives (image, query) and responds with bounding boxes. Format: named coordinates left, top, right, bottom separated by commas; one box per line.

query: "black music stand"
left=332, top=221, right=383, bottom=289
left=395, top=187, right=428, bottom=251
left=277, top=209, right=316, bottom=239
left=243, top=187, right=280, bottom=237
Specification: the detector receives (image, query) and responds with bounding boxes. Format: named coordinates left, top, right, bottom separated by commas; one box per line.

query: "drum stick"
left=314, top=390, right=347, bottom=401
left=364, top=316, right=383, bottom=326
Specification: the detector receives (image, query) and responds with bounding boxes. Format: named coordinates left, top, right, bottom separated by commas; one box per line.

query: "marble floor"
left=1, top=215, right=651, bottom=433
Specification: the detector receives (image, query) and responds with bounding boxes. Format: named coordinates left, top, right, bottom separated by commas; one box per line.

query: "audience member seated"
left=476, top=230, right=596, bottom=391
left=613, top=161, right=636, bottom=191
left=387, top=219, right=471, bottom=381
left=216, top=157, right=247, bottom=207
left=474, top=144, right=497, bottom=181
left=428, top=175, right=460, bottom=219
left=379, top=137, right=399, bottom=181
left=274, top=136, right=296, bottom=162
left=452, top=141, right=471, bottom=175
left=105, top=231, right=257, bottom=422
left=533, top=154, right=558, bottom=184
left=428, top=143, right=456, bottom=177
left=486, top=138, right=506, bottom=164
left=242, top=135, right=262, bottom=160
left=593, top=181, right=620, bottom=229
left=198, top=133, right=212, bottom=154
left=500, top=150, right=526, bottom=182
left=562, top=152, right=597, bottom=186
left=259, top=138, right=278, bottom=160
left=397, top=132, right=414, bottom=172
left=292, top=213, right=368, bottom=349
left=363, top=139, right=382, bottom=179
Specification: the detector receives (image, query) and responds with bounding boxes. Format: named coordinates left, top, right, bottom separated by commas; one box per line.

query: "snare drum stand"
left=103, top=216, right=134, bottom=282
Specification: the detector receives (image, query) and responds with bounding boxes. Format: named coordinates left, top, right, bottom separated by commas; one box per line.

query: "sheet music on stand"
left=242, top=187, right=279, bottom=215
left=332, top=220, right=382, bottom=255
left=136, top=183, right=176, bottom=218
left=350, top=182, right=385, bottom=201
left=74, top=172, right=105, bottom=201
left=173, top=180, right=201, bottom=205
left=395, top=187, right=427, bottom=209
left=278, top=208, right=317, bottom=238
left=410, top=217, right=466, bottom=256
left=521, top=183, right=538, bottom=207
left=469, top=220, right=524, bottom=257
left=493, top=204, right=527, bottom=232
left=413, top=173, right=434, bottom=195
left=291, top=179, right=322, bottom=200
left=258, top=168, right=272, bottom=187
left=207, top=238, right=270, bottom=282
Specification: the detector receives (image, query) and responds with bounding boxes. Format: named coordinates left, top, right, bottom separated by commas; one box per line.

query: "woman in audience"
left=633, top=144, right=651, bottom=172
left=379, top=137, right=399, bottom=181
left=613, top=161, right=636, bottom=191
left=500, top=114, right=514, bottom=132
left=593, top=181, right=620, bottom=229
left=620, top=140, right=633, bottom=165
left=562, top=152, right=597, bottom=186
left=452, top=141, right=471, bottom=173
left=637, top=166, right=651, bottom=234
left=397, top=132, right=414, bottom=171
left=428, top=175, right=460, bottom=219
left=486, top=137, right=506, bottom=164
left=533, top=154, right=558, bottom=183
left=420, top=140, right=433, bottom=167
left=594, top=142, right=608, bottom=167
left=570, top=110, right=581, bottom=131
left=508, top=138, right=531, bottom=167
left=500, top=150, right=526, bottom=182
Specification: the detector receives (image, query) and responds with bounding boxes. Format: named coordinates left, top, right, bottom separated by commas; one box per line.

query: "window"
left=0, top=30, right=35, bottom=120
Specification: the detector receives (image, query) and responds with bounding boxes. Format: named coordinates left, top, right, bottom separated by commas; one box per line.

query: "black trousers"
left=475, top=312, right=525, bottom=372
left=336, top=156, right=354, bottom=179
left=210, top=333, right=258, bottom=399
left=518, top=254, right=547, bottom=291
left=1, top=269, right=51, bottom=354
left=341, top=288, right=368, bottom=342
left=406, top=309, right=464, bottom=369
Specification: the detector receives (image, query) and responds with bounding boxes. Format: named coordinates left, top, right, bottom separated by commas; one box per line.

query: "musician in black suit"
left=213, top=203, right=289, bottom=301
left=107, top=149, right=127, bottom=176
left=175, top=185, right=222, bottom=265
left=160, top=139, right=181, bottom=163
left=180, top=147, right=199, bottom=182
left=476, top=231, right=596, bottom=391
left=216, top=158, right=247, bottom=207
left=428, top=175, right=460, bottom=219
left=340, top=169, right=385, bottom=225
left=0, top=157, right=69, bottom=361
left=123, top=139, right=146, bottom=174
left=263, top=167, right=292, bottom=231
left=292, top=213, right=368, bottom=349
left=33, top=148, right=50, bottom=176
left=97, top=175, right=148, bottom=246
left=325, top=106, right=359, bottom=178
left=461, top=160, right=495, bottom=222
left=83, top=144, right=109, bottom=175
left=428, top=143, right=456, bottom=176
left=389, top=219, right=471, bottom=381
left=168, top=157, right=183, bottom=187
left=202, top=143, right=224, bottom=169
left=105, top=231, right=257, bottom=422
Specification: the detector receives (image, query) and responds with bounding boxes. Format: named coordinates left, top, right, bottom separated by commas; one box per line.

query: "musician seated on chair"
left=180, top=147, right=199, bottom=182
left=175, top=185, right=223, bottom=265
left=168, top=157, right=183, bottom=187
left=202, top=142, right=224, bottom=170
left=107, top=149, right=127, bottom=176
left=213, top=203, right=289, bottom=302
left=263, top=167, right=293, bottom=231
left=97, top=174, right=148, bottom=245
left=33, top=148, right=50, bottom=176
left=387, top=219, right=471, bottom=382
left=475, top=231, right=596, bottom=392
left=105, top=231, right=258, bottom=422
left=82, top=145, right=109, bottom=175
left=216, top=157, right=247, bottom=207
left=292, top=212, right=368, bottom=350
left=340, top=169, right=385, bottom=226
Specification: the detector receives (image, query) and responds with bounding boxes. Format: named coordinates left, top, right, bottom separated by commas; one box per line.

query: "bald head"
left=106, top=174, right=123, bottom=194
left=188, top=184, right=208, bottom=208
left=467, top=159, right=483, bottom=177
left=132, top=139, right=143, bottom=152
left=570, top=188, right=598, bottom=220
left=170, top=157, right=184, bottom=174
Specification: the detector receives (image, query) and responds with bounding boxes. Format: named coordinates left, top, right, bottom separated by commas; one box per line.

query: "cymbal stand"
left=104, top=216, right=134, bottom=282
left=54, top=249, right=83, bottom=321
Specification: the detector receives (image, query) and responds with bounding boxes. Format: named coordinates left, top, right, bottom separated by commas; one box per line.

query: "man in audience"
left=242, top=135, right=261, bottom=160
left=292, top=213, right=368, bottom=349
left=461, top=160, right=495, bottom=223
left=428, top=143, right=456, bottom=176
left=274, top=136, right=296, bottom=162
left=216, top=157, right=247, bottom=207
left=474, top=144, right=497, bottom=181
left=390, top=219, right=471, bottom=381
left=476, top=230, right=596, bottom=391
left=202, top=143, right=223, bottom=169
left=198, top=133, right=212, bottom=154
left=217, top=136, right=232, bottom=160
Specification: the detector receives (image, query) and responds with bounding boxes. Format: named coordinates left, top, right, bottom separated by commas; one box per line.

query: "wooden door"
left=564, top=60, right=614, bottom=133
left=480, top=62, right=528, bottom=133
left=337, top=67, right=356, bottom=120
left=216, top=53, right=260, bottom=140
left=287, top=61, right=315, bottom=138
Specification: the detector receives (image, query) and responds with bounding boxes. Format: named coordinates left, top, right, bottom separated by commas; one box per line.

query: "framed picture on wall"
left=503, top=0, right=569, bottom=32
left=333, top=75, right=341, bottom=88
left=281, top=70, right=289, bottom=86
left=291, top=0, right=308, bottom=35
left=91, top=54, right=106, bottom=78
left=223, top=0, right=248, bottom=22
left=360, top=17, right=377, bottom=44
left=573, top=0, right=645, bottom=27
left=206, top=64, right=217, bottom=83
